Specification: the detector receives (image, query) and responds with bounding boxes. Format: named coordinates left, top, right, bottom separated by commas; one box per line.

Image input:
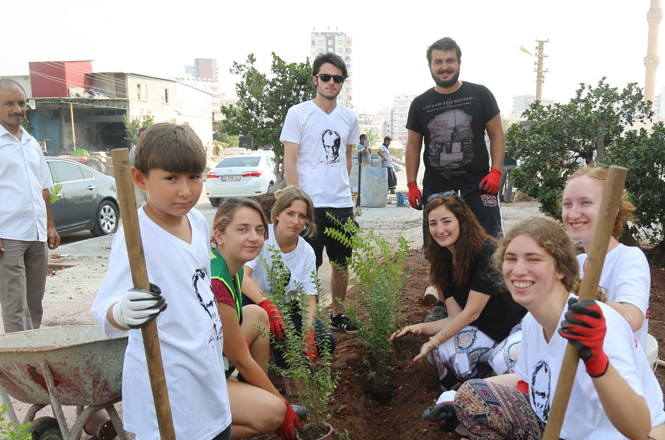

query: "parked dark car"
left=46, top=157, right=120, bottom=236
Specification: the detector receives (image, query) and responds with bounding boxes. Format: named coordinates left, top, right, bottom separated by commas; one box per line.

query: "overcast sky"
left=2, top=0, right=660, bottom=115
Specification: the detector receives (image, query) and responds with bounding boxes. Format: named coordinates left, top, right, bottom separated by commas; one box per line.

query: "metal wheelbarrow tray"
left=0, top=325, right=129, bottom=440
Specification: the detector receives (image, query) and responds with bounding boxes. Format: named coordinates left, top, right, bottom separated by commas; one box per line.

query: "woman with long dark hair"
left=391, top=193, right=525, bottom=391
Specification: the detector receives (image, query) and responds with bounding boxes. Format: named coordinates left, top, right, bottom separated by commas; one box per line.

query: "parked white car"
left=205, top=153, right=277, bottom=207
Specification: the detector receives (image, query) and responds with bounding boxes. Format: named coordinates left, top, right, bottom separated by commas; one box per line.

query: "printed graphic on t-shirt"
left=426, top=109, right=474, bottom=174
left=321, top=129, right=342, bottom=166
left=531, top=360, right=551, bottom=420
left=192, top=267, right=223, bottom=346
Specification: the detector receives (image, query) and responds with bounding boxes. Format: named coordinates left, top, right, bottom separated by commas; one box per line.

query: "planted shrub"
left=260, top=246, right=337, bottom=434
left=325, top=217, right=411, bottom=383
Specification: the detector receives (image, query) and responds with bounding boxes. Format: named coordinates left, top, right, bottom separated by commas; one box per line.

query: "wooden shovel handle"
left=111, top=149, right=176, bottom=440
left=543, top=165, right=627, bottom=440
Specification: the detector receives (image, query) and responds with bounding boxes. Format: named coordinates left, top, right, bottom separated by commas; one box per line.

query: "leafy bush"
left=0, top=404, right=31, bottom=440
left=506, top=78, right=653, bottom=219
left=605, top=122, right=665, bottom=245
left=324, top=217, right=411, bottom=381
left=260, top=246, right=337, bottom=431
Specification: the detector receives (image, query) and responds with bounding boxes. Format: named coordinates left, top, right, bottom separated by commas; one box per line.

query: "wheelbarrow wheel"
left=29, top=416, right=63, bottom=440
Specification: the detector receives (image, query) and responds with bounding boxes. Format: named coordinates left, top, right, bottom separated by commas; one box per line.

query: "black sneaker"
left=330, top=314, right=358, bottom=334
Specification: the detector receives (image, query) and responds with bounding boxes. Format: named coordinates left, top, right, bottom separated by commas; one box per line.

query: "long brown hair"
left=426, top=195, right=489, bottom=292
left=566, top=165, right=635, bottom=240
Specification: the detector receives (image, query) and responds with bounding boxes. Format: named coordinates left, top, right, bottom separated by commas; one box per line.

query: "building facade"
left=311, top=30, right=353, bottom=108
left=392, top=94, right=415, bottom=147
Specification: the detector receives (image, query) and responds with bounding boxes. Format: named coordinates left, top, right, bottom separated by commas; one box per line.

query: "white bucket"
left=646, top=334, right=659, bottom=371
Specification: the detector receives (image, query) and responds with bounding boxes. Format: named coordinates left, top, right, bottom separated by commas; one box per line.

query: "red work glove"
left=558, top=298, right=609, bottom=378
left=304, top=329, right=318, bottom=363
left=275, top=399, right=302, bottom=440
left=258, top=299, right=286, bottom=339
left=479, top=167, right=501, bottom=195
left=407, top=181, right=423, bottom=210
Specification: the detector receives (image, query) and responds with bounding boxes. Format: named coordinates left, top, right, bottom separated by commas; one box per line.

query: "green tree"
left=605, top=122, right=665, bottom=250
left=506, top=78, right=653, bottom=218
left=220, top=53, right=315, bottom=187
left=123, top=112, right=154, bottom=146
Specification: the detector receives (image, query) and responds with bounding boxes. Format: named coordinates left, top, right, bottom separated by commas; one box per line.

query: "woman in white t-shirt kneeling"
left=242, top=186, right=336, bottom=369
left=442, top=217, right=665, bottom=440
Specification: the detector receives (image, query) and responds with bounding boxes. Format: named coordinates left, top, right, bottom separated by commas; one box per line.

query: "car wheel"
left=267, top=182, right=274, bottom=194
left=92, top=200, right=119, bottom=236
left=30, top=417, right=63, bottom=440
left=210, top=198, right=220, bottom=207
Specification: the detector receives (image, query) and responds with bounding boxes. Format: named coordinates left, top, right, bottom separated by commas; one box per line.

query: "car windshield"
left=217, top=156, right=260, bottom=168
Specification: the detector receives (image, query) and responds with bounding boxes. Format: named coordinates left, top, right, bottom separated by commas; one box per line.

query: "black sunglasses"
left=427, top=190, right=462, bottom=204
left=316, top=73, right=345, bottom=84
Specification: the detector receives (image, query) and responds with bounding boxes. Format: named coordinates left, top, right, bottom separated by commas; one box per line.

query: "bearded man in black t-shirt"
left=405, top=37, right=505, bottom=239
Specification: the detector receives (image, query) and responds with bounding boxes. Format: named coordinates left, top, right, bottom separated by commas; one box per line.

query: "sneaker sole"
left=330, top=324, right=358, bottom=334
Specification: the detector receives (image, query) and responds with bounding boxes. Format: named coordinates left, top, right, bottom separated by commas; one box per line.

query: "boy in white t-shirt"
left=91, top=123, right=232, bottom=440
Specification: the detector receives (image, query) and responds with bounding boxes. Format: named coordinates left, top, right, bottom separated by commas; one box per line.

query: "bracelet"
left=429, top=332, right=446, bottom=347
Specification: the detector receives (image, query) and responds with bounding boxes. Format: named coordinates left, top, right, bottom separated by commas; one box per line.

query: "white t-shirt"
left=0, top=125, right=53, bottom=241
left=280, top=100, right=360, bottom=208
left=91, top=208, right=231, bottom=440
left=516, top=294, right=665, bottom=440
left=578, top=244, right=649, bottom=350
left=246, top=224, right=318, bottom=300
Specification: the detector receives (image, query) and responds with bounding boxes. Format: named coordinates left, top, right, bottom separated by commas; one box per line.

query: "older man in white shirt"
left=0, top=78, right=59, bottom=333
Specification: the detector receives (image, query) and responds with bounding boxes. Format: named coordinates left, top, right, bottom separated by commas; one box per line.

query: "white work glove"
left=112, top=283, right=167, bottom=329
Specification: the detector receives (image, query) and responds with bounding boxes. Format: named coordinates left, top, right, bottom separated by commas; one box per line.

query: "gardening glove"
left=407, top=181, right=423, bottom=210
left=275, top=399, right=302, bottom=440
left=304, top=329, right=318, bottom=363
left=479, top=167, right=501, bottom=195
left=558, top=298, right=609, bottom=378
left=259, top=298, right=286, bottom=339
left=112, top=283, right=167, bottom=329
left=424, top=390, right=459, bottom=432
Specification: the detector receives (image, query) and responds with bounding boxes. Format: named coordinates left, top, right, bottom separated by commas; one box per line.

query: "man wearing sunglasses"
left=405, top=37, right=505, bottom=239
left=281, top=53, right=360, bottom=334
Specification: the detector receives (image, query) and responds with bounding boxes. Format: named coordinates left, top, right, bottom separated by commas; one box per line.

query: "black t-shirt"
left=406, top=82, right=500, bottom=193
left=443, top=240, right=526, bottom=341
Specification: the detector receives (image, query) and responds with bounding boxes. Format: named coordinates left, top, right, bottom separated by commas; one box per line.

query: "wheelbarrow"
left=0, top=325, right=129, bottom=440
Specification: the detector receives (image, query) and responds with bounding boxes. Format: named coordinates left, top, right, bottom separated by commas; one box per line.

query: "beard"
left=431, top=68, right=460, bottom=89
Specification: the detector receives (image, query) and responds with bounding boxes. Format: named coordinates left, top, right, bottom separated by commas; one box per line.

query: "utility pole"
left=534, top=39, right=549, bottom=102
left=645, top=0, right=662, bottom=107
left=520, top=39, right=549, bottom=102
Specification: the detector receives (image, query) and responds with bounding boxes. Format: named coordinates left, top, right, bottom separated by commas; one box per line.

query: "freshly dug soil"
left=264, top=248, right=665, bottom=440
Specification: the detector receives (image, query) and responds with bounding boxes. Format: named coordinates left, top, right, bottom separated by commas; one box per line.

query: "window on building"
left=337, top=40, right=343, bottom=45
left=318, top=49, right=323, bottom=53
left=160, top=88, right=169, bottom=104
left=137, top=84, right=148, bottom=101
left=337, top=48, right=343, bottom=53
left=318, top=40, right=323, bottom=45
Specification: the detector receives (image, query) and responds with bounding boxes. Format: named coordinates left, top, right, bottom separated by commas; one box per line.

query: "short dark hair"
left=312, top=53, right=348, bottom=78
left=0, top=78, right=26, bottom=95
left=384, top=136, right=392, bottom=143
left=138, top=126, right=149, bottom=137
left=426, top=37, right=462, bottom=64
left=360, top=134, right=367, bottom=141
left=135, top=123, right=206, bottom=176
